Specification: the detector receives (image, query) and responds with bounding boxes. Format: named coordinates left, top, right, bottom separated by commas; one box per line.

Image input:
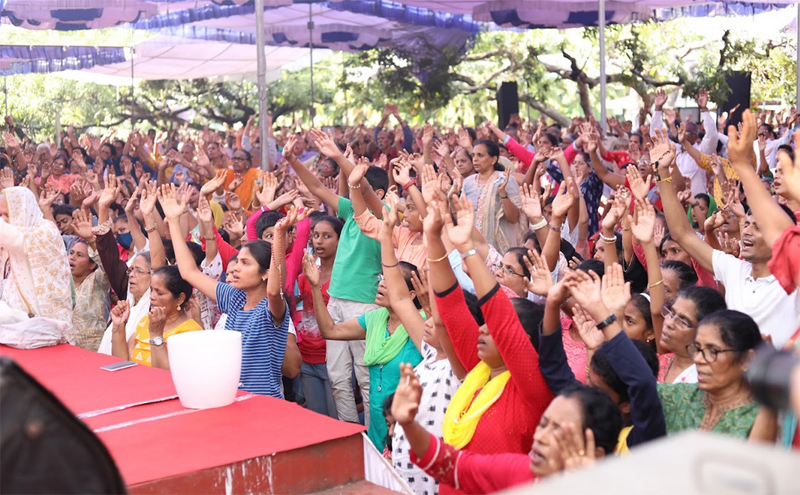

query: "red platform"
left=0, top=344, right=380, bottom=494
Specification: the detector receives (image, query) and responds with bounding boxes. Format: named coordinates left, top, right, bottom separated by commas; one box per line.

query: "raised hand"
left=600, top=262, right=631, bottom=318
left=525, top=249, right=553, bottom=296
left=704, top=211, right=726, bottom=233
left=422, top=190, right=447, bottom=239
left=625, top=165, right=651, bottom=201
left=551, top=179, right=576, bottom=223
left=727, top=109, right=757, bottom=166
left=380, top=195, right=401, bottom=238
left=694, top=88, right=709, bottom=110
left=302, top=249, right=321, bottom=287
left=158, top=183, right=188, bottom=220
left=71, top=208, right=95, bottom=240
left=649, top=128, right=676, bottom=177
left=348, top=161, right=370, bottom=188
left=197, top=194, right=213, bottom=225
left=99, top=174, right=121, bottom=209
left=200, top=170, right=227, bottom=197
left=564, top=269, right=607, bottom=319
left=553, top=422, right=597, bottom=473
left=309, top=129, right=342, bottom=159
left=256, top=171, right=278, bottom=206
left=444, top=195, right=475, bottom=249
left=422, top=124, right=434, bottom=148
left=420, top=164, right=438, bottom=204
left=110, top=300, right=130, bottom=329
left=571, top=305, right=603, bottom=351
left=498, top=168, right=511, bottom=198
left=139, top=181, right=159, bottom=219
left=409, top=269, right=431, bottom=316
left=391, top=363, right=423, bottom=426
left=0, top=168, right=14, bottom=190
left=629, top=198, right=656, bottom=244
left=392, top=161, right=413, bottom=188
left=228, top=173, right=244, bottom=192
left=654, top=89, right=667, bottom=111
left=457, top=127, right=473, bottom=150
left=226, top=192, right=242, bottom=212
left=520, top=183, right=543, bottom=221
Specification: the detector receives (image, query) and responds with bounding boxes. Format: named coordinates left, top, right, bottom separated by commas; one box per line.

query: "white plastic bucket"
left=167, top=330, right=242, bottom=409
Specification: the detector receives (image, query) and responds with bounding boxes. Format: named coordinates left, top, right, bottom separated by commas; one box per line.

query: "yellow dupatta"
left=442, top=361, right=511, bottom=449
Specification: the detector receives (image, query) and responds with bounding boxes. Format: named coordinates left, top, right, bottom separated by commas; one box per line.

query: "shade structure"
left=0, top=44, right=126, bottom=75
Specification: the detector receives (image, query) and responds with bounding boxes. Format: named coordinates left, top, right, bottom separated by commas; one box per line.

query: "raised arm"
left=653, top=129, right=715, bottom=272
left=303, top=251, right=368, bottom=341
left=161, top=184, right=220, bottom=301
left=283, top=134, right=339, bottom=214
left=543, top=179, right=575, bottom=271
left=380, top=199, right=425, bottom=352
left=728, top=110, right=794, bottom=248
left=587, top=136, right=625, bottom=189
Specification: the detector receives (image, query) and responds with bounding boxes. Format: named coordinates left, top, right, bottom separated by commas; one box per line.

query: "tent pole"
left=797, top=2, right=799, bottom=109
left=599, top=0, right=607, bottom=131
left=130, top=46, right=135, bottom=127
left=4, top=76, right=7, bottom=117
left=255, top=0, right=270, bottom=170
left=308, top=2, right=315, bottom=127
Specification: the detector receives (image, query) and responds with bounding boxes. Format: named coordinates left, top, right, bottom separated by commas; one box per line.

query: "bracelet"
left=595, top=314, right=618, bottom=330
left=500, top=195, right=509, bottom=200
left=599, top=233, right=616, bottom=243
left=348, top=182, right=361, bottom=189
left=531, top=218, right=547, bottom=230
left=460, top=248, right=478, bottom=260
left=648, top=279, right=664, bottom=288
left=623, top=227, right=631, bottom=232
left=657, top=176, right=672, bottom=183
left=204, top=235, right=215, bottom=241
left=144, top=225, right=157, bottom=233
left=382, top=261, right=399, bottom=268
left=550, top=224, right=562, bottom=232
left=427, top=252, right=448, bottom=263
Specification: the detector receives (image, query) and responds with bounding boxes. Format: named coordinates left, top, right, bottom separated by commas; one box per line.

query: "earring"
left=177, top=305, right=181, bottom=312
left=647, top=336, right=654, bottom=342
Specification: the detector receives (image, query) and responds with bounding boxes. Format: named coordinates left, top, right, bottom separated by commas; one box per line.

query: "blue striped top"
left=216, top=283, right=289, bottom=398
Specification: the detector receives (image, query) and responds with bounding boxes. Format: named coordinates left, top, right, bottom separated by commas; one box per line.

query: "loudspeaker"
left=497, top=81, right=519, bottom=131
left=0, top=357, right=127, bottom=494
left=720, top=71, right=751, bottom=126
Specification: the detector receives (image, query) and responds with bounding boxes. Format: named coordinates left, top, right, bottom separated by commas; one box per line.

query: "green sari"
left=657, top=383, right=759, bottom=439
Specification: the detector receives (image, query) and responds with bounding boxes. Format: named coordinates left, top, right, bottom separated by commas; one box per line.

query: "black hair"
left=101, top=142, right=116, bottom=157
left=542, top=133, right=559, bottom=147
left=629, top=293, right=654, bottom=334
left=523, top=230, right=541, bottom=252
left=455, top=147, right=473, bottom=162
left=152, top=265, right=193, bottom=308
left=465, top=127, right=477, bottom=142
left=510, top=298, right=544, bottom=352
left=54, top=204, right=78, bottom=218
left=759, top=123, right=776, bottom=139
left=577, top=259, right=605, bottom=278
left=505, top=247, right=532, bottom=279
left=312, top=215, right=344, bottom=238
left=398, top=261, right=423, bottom=310
left=242, top=239, right=273, bottom=273
left=698, top=310, right=762, bottom=362
left=694, top=193, right=711, bottom=210
left=463, top=290, right=485, bottom=327
left=382, top=393, right=395, bottom=452
left=778, top=144, right=795, bottom=162
left=675, top=285, right=727, bottom=323
left=590, top=336, right=657, bottom=406
left=778, top=204, right=798, bottom=225
left=473, top=139, right=503, bottom=171
left=365, top=166, right=389, bottom=195
left=161, top=238, right=175, bottom=265
left=233, top=149, right=252, bottom=162
left=559, top=383, right=623, bottom=456
left=256, top=211, right=286, bottom=240
left=322, top=157, right=339, bottom=175
left=114, top=213, right=128, bottom=224
left=661, top=260, right=698, bottom=290
left=186, top=181, right=202, bottom=192
left=186, top=240, right=205, bottom=268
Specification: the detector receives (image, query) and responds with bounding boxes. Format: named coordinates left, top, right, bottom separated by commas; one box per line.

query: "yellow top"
left=131, top=316, right=203, bottom=366
left=615, top=425, right=633, bottom=455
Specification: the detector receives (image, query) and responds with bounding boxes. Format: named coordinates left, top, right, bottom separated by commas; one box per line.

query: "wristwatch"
left=149, top=336, right=164, bottom=347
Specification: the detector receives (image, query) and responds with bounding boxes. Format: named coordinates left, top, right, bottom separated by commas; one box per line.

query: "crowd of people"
left=0, top=90, right=799, bottom=492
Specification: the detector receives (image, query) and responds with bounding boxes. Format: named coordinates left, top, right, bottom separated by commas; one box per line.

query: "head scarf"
left=0, top=187, right=72, bottom=331
left=687, top=193, right=717, bottom=227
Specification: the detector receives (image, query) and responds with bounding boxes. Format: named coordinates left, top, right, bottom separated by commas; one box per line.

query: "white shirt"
left=755, top=128, right=793, bottom=172
left=651, top=110, right=718, bottom=196
left=712, top=250, right=800, bottom=348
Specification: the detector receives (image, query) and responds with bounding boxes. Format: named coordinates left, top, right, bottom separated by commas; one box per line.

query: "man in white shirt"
left=659, top=156, right=799, bottom=347
left=755, top=124, right=793, bottom=173
left=650, top=89, right=719, bottom=196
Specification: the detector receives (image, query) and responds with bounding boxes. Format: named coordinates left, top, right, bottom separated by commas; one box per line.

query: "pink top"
left=353, top=210, right=426, bottom=269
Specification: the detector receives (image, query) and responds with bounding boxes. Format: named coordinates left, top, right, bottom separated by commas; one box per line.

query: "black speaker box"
left=497, top=81, right=519, bottom=131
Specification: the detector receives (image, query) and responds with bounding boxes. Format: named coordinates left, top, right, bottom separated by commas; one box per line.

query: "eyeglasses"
left=232, top=156, right=249, bottom=162
left=660, top=305, right=695, bottom=330
left=377, top=274, right=385, bottom=283
left=685, top=343, right=737, bottom=363
left=502, top=266, right=525, bottom=278
left=128, top=267, right=151, bottom=276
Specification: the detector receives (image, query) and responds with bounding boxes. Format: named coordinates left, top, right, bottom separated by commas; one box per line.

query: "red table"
left=1, top=344, right=367, bottom=494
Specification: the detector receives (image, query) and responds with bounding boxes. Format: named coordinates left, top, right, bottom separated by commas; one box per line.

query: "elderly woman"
left=0, top=186, right=72, bottom=337
left=658, top=309, right=765, bottom=438
left=461, top=140, right=523, bottom=254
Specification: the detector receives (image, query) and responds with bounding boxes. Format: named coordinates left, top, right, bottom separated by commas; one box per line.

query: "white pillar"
left=255, top=0, right=270, bottom=170
left=599, top=0, right=607, bottom=130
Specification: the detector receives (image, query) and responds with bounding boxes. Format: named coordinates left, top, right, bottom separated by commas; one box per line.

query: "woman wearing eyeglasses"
left=658, top=286, right=726, bottom=383
left=657, top=309, right=767, bottom=439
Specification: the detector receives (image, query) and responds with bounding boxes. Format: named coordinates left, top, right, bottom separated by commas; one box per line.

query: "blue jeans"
left=301, top=361, right=338, bottom=419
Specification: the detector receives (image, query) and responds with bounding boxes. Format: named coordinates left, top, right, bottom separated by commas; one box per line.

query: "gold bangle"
left=657, top=176, right=673, bottom=183
left=427, top=252, right=448, bottom=263
left=145, top=225, right=157, bottom=233
left=648, top=279, right=664, bottom=288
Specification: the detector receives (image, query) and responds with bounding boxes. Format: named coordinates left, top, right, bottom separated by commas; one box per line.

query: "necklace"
left=700, top=391, right=753, bottom=431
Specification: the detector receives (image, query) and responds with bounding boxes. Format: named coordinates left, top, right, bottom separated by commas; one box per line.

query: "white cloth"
left=712, top=249, right=800, bottom=348
left=392, top=342, right=461, bottom=495
left=651, top=111, right=718, bottom=196
left=97, top=288, right=151, bottom=355
left=0, top=187, right=72, bottom=338
left=671, top=363, right=698, bottom=384
left=755, top=127, right=793, bottom=172
left=200, top=252, right=223, bottom=329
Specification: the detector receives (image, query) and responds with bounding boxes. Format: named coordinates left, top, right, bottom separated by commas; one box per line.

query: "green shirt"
left=328, top=197, right=382, bottom=303
left=658, top=383, right=759, bottom=439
